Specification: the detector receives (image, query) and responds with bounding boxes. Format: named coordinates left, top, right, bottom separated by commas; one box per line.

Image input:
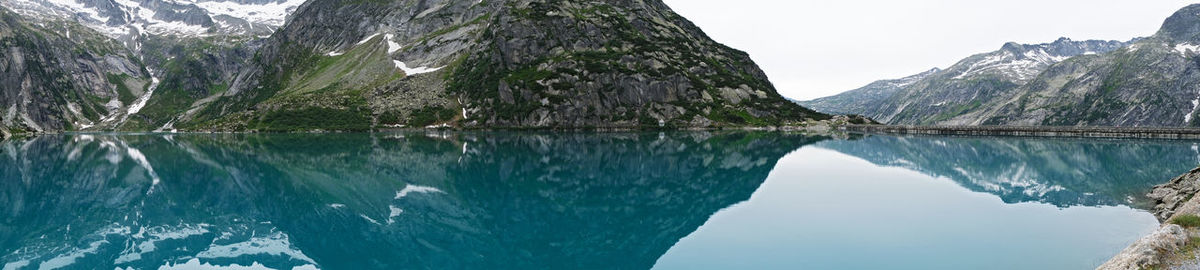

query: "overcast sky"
left=661, top=0, right=1197, bottom=101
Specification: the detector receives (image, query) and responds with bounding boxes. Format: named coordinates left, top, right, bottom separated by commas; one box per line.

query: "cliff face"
left=182, top=0, right=826, bottom=131
left=0, top=8, right=150, bottom=135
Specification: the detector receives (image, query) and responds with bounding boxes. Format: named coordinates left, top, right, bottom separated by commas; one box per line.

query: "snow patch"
left=1176, top=43, right=1200, bottom=56
left=393, top=60, right=444, bottom=76
left=395, top=184, right=444, bottom=199
left=122, top=69, right=161, bottom=123
left=355, top=33, right=381, bottom=45
left=387, top=205, right=403, bottom=224
left=385, top=34, right=402, bottom=54
left=952, top=48, right=1067, bottom=81
left=158, top=258, right=285, bottom=270
left=38, top=239, right=107, bottom=270
left=116, top=224, right=211, bottom=264
left=197, top=231, right=314, bottom=264
left=3, top=260, right=30, bottom=270
left=1188, top=98, right=1200, bottom=124
left=187, top=0, right=306, bottom=27
left=125, top=145, right=162, bottom=194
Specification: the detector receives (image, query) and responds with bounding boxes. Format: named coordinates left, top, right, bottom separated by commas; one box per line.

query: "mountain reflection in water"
left=817, top=135, right=1200, bottom=208
left=2, top=132, right=1196, bottom=270
left=0, top=132, right=819, bottom=269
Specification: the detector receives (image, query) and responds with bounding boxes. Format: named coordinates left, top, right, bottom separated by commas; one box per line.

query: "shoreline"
left=0, top=123, right=841, bottom=139
left=842, top=125, right=1200, bottom=140
left=1100, top=167, right=1200, bottom=270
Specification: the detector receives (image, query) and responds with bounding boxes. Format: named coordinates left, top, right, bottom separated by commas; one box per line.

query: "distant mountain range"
left=801, top=4, right=1200, bottom=127
left=0, top=0, right=827, bottom=136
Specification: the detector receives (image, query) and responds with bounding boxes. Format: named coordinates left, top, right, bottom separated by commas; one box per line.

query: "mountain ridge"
left=799, top=37, right=1130, bottom=125
left=802, top=4, right=1200, bottom=127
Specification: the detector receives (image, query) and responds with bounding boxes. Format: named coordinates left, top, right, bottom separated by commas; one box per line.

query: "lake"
left=0, top=132, right=1196, bottom=270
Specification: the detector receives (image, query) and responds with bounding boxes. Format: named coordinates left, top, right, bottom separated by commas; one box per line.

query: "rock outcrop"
left=1100, top=167, right=1200, bottom=270
left=1150, top=168, right=1200, bottom=221
left=1098, top=224, right=1190, bottom=270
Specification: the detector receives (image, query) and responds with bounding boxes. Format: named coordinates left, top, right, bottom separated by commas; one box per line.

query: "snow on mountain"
left=951, top=49, right=1063, bottom=81
left=948, top=38, right=1128, bottom=82
left=1, top=0, right=304, bottom=40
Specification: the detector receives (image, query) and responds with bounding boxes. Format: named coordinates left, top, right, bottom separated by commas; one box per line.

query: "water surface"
left=0, top=132, right=1195, bottom=269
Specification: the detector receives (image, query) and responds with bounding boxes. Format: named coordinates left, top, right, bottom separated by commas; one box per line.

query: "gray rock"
left=1098, top=224, right=1189, bottom=270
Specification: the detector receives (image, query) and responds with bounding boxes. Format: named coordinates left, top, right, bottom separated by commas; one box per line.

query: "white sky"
left=662, top=0, right=1197, bottom=101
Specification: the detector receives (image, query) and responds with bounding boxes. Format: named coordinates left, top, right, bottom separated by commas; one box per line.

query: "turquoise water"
left=0, top=132, right=1195, bottom=269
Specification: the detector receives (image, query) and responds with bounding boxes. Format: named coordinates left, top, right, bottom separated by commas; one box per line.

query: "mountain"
left=805, top=4, right=1200, bottom=127
left=0, top=0, right=826, bottom=134
left=172, top=0, right=826, bottom=131
left=0, top=7, right=150, bottom=138
left=972, top=5, right=1200, bottom=127
left=800, top=37, right=1128, bottom=125
left=799, top=68, right=939, bottom=115
left=0, top=0, right=299, bottom=134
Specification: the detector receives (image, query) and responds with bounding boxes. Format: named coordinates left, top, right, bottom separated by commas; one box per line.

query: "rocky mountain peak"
left=997, top=38, right=1125, bottom=61
left=1159, top=3, right=1200, bottom=42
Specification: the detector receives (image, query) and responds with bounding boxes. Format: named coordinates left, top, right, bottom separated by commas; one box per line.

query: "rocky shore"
left=1099, top=168, right=1200, bottom=269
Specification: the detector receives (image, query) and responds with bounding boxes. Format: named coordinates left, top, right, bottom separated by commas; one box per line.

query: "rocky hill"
left=179, top=0, right=826, bottom=131
left=0, top=0, right=826, bottom=135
